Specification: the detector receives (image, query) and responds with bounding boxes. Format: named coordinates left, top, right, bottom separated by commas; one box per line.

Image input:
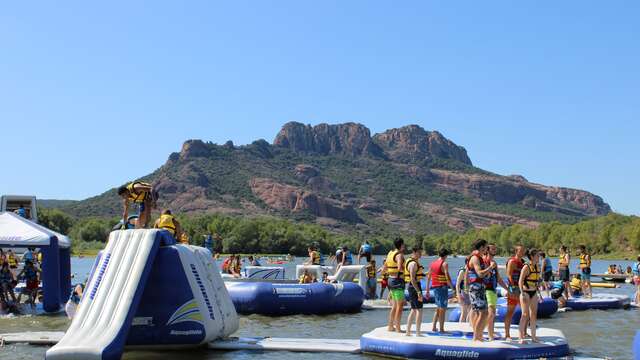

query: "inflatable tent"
left=0, top=211, right=71, bottom=312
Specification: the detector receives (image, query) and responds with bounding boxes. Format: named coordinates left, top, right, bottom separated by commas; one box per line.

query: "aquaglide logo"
left=435, top=349, right=480, bottom=358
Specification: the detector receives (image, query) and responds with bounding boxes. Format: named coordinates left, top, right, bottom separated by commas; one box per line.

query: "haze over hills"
left=57, top=122, right=610, bottom=237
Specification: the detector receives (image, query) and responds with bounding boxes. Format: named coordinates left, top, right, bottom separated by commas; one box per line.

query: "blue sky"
left=1, top=1, right=638, bottom=214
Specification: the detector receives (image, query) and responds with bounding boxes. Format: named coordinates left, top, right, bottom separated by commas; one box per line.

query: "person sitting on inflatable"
left=248, top=255, right=261, bottom=266
left=549, top=280, right=567, bottom=308
left=153, top=209, right=183, bottom=239
left=570, top=274, right=582, bottom=296
left=577, top=245, right=592, bottom=299
left=117, top=181, right=158, bottom=229
left=299, top=269, right=313, bottom=284
left=222, top=255, right=235, bottom=274
left=0, top=262, right=16, bottom=303
left=306, top=246, right=322, bottom=265
left=321, top=272, right=330, bottom=283
left=358, top=240, right=373, bottom=264
left=230, top=255, right=242, bottom=278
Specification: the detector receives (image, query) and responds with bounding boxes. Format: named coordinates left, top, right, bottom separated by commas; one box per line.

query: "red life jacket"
left=483, top=256, right=497, bottom=290
left=222, top=258, right=232, bottom=273
left=507, top=256, right=524, bottom=286
left=430, top=258, right=448, bottom=287
left=467, top=251, right=485, bottom=284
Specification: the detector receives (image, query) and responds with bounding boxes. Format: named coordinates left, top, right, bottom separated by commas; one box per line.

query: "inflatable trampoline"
left=448, top=297, right=558, bottom=324
left=360, top=322, right=570, bottom=360
left=226, top=281, right=364, bottom=316
left=565, top=293, right=630, bottom=310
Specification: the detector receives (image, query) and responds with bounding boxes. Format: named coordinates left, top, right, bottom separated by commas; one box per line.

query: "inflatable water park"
left=0, top=195, right=636, bottom=360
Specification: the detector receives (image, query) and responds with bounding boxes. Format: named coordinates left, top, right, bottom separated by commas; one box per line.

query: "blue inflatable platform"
left=448, top=297, right=558, bottom=324
left=226, top=281, right=364, bottom=316
left=360, top=322, right=570, bottom=360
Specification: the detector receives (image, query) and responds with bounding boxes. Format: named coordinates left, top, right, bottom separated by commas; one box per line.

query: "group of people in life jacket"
left=0, top=247, right=42, bottom=314
left=382, top=237, right=600, bottom=343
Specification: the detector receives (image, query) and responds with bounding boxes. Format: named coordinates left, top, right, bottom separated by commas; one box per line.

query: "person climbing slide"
left=117, top=181, right=158, bottom=229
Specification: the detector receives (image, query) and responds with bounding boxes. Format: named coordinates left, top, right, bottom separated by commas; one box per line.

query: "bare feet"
left=505, top=337, right=512, bottom=342
left=405, top=332, right=411, bottom=337
left=415, top=332, right=422, bottom=337
left=519, top=339, right=526, bottom=344
left=531, top=337, right=540, bottom=343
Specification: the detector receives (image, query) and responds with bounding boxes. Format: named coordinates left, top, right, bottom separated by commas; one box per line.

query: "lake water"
left=1, top=255, right=638, bottom=360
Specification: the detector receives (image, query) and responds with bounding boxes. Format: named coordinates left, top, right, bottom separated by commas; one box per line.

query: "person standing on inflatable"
left=483, top=244, right=508, bottom=341
left=504, top=245, right=525, bottom=341
left=426, top=247, right=453, bottom=333
left=358, top=241, right=373, bottom=264
left=384, top=237, right=406, bottom=333
left=405, top=246, right=425, bottom=336
left=633, top=255, right=640, bottom=305
left=467, top=239, right=494, bottom=342
left=577, top=245, right=592, bottom=299
left=558, top=245, right=571, bottom=300
left=378, top=260, right=389, bottom=299
left=455, top=257, right=471, bottom=323
left=117, top=181, right=158, bottom=229
left=518, top=248, right=542, bottom=344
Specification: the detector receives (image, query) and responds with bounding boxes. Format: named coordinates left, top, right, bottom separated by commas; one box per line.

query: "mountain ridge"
left=58, top=122, right=610, bottom=236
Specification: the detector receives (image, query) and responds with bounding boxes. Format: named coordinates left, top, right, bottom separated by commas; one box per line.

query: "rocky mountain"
left=60, top=122, right=610, bottom=236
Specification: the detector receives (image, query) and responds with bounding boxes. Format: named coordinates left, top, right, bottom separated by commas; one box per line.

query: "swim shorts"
left=390, top=288, right=405, bottom=302
left=468, top=282, right=487, bottom=311
left=26, top=279, right=39, bottom=291
left=543, top=271, right=553, bottom=282
left=407, top=284, right=424, bottom=309
left=559, top=268, right=570, bottom=282
left=581, top=267, right=591, bottom=281
left=381, top=278, right=388, bottom=288
left=388, top=277, right=405, bottom=291
left=486, top=289, right=497, bottom=307
left=367, top=278, right=377, bottom=290
left=432, top=286, right=449, bottom=309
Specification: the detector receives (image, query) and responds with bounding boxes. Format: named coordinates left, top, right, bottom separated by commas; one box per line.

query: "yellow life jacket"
left=385, top=250, right=403, bottom=277
left=579, top=254, right=591, bottom=269
left=558, top=254, right=568, bottom=267
left=310, top=251, right=320, bottom=265
left=404, top=258, right=425, bottom=282
left=366, top=264, right=376, bottom=278
left=37, top=252, right=42, bottom=263
left=156, top=214, right=177, bottom=235
left=570, top=278, right=581, bottom=291
left=126, top=181, right=151, bottom=203
left=524, top=263, right=540, bottom=290
left=7, top=254, right=17, bottom=267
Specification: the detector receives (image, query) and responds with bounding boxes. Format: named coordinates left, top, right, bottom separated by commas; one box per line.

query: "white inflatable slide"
left=46, top=229, right=238, bottom=360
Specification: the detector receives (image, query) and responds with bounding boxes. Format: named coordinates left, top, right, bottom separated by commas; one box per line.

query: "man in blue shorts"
left=426, top=247, right=454, bottom=333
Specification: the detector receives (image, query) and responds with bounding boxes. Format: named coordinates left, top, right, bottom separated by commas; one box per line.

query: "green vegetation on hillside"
left=39, top=207, right=639, bottom=257
left=422, top=213, right=640, bottom=258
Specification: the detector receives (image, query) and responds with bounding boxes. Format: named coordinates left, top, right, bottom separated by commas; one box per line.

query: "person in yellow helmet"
left=117, top=181, right=158, bottom=229
left=153, top=209, right=183, bottom=239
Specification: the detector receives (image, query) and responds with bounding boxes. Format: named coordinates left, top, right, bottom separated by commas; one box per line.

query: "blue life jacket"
left=550, top=280, right=563, bottom=290
left=543, top=258, right=553, bottom=273
left=17, top=208, right=26, bottom=217
left=362, top=243, right=372, bottom=253
left=344, top=251, right=353, bottom=264
left=634, top=262, right=640, bottom=276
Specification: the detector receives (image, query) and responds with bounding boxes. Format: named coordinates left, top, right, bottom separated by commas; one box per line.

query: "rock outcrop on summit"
left=60, top=121, right=611, bottom=234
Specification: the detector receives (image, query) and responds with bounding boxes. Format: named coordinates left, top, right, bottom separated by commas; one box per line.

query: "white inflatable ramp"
left=0, top=331, right=64, bottom=345
left=361, top=322, right=570, bottom=360
left=208, top=337, right=361, bottom=353
left=47, top=230, right=239, bottom=360
left=46, top=230, right=166, bottom=360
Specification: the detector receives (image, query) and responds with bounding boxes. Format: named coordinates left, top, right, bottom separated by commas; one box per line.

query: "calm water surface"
left=1, top=255, right=638, bottom=360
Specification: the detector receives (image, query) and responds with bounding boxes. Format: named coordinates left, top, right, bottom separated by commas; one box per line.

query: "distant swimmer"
left=117, top=181, right=158, bottom=229
left=384, top=237, right=406, bottom=333
left=153, top=209, right=183, bottom=239
left=577, top=245, right=592, bottom=298
left=426, top=247, right=453, bottom=334
left=519, top=248, right=542, bottom=344
left=248, top=255, right=261, bottom=266
left=358, top=240, right=373, bottom=264
left=405, top=246, right=425, bottom=336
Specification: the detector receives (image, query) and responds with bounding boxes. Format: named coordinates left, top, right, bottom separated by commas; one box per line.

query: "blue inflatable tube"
left=226, top=282, right=364, bottom=316
left=448, top=297, right=558, bottom=324
left=565, top=294, right=629, bottom=310
left=633, top=331, right=640, bottom=360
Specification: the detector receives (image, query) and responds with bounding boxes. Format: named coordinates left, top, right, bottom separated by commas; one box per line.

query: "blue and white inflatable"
left=226, top=281, right=364, bottom=316
left=448, top=297, right=558, bottom=324
left=46, top=229, right=239, bottom=360
left=565, top=293, right=630, bottom=310
left=360, top=322, right=570, bottom=360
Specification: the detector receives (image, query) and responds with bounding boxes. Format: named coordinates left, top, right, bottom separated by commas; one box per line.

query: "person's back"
left=155, top=210, right=179, bottom=236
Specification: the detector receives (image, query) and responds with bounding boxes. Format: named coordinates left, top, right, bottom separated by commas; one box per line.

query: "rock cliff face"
left=62, top=121, right=611, bottom=234
left=274, top=122, right=384, bottom=157
left=373, top=125, right=472, bottom=165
